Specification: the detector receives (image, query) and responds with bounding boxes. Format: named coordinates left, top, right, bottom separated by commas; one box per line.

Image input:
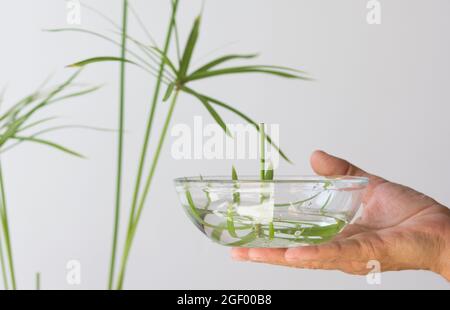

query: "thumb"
left=310, top=150, right=379, bottom=181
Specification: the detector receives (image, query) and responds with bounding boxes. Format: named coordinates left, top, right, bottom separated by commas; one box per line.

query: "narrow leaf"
left=196, top=96, right=231, bottom=137
left=191, top=54, right=258, bottom=75
left=179, top=16, right=201, bottom=78
left=181, top=87, right=292, bottom=163
left=11, top=136, right=84, bottom=158
left=67, top=56, right=136, bottom=68
left=226, top=204, right=238, bottom=238
left=48, top=85, right=102, bottom=104
left=186, top=65, right=311, bottom=82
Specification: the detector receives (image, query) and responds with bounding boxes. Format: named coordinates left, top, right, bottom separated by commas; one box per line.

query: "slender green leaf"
left=196, top=96, right=231, bottom=137
left=67, top=56, right=137, bottom=68
left=48, top=85, right=102, bottom=104
left=47, top=28, right=166, bottom=79
left=186, top=65, right=311, bottom=82
left=181, top=87, right=292, bottom=163
left=226, top=204, right=238, bottom=238
left=226, top=231, right=257, bottom=246
left=191, top=53, right=258, bottom=75
left=11, top=136, right=84, bottom=158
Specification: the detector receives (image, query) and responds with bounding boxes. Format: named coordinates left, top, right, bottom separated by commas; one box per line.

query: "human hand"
left=231, top=150, right=450, bottom=280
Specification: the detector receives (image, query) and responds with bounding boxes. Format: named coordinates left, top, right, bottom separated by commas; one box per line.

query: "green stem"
left=125, top=0, right=179, bottom=260
left=0, top=205, right=8, bottom=290
left=108, top=0, right=128, bottom=290
left=259, top=123, right=265, bottom=180
left=116, top=90, right=180, bottom=289
left=256, top=123, right=266, bottom=238
left=0, top=162, right=9, bottom=289
left=36, top=272, right=41, bottom=290
left=0, top=162, right=16, bottom=289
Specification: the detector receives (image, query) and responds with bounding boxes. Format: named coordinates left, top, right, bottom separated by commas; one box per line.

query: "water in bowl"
left=176, top=176, right=366, bottom=248
left=182, top=193, right=349, bottom=247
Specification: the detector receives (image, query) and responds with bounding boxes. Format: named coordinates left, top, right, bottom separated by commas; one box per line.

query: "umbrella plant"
left=0, top=70, right=98, bottom=289
left=54, top=0, right=311, bottom=289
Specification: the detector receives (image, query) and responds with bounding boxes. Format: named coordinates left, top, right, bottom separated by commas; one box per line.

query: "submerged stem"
left=260, top=123, right=265, bottom=179
left=108, top=0, right=128, bottom=290
left=116, top=90, right=180, bottom=289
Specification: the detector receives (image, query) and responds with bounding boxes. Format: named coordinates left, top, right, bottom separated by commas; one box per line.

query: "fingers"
left=283, top=240, right=373, bottom=274
left=231, top=248, right=287, bottom=266
left=231, top=248, right=249, bottom=261
left=310, top=150, right=386, bottom=203
left=310, top=150, right=373, bottom=180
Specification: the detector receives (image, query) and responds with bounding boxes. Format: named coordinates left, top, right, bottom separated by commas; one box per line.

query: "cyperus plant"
left=58, top=0, right=310, bottom=289
left=0, top=70, right=98, bottom=289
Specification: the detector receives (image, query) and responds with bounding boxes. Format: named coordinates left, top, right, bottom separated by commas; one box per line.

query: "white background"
left=0, top=0, right=449, bottom=289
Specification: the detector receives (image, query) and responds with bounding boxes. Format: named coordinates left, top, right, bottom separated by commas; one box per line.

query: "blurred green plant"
left=0, top=70, right=99, bottom=289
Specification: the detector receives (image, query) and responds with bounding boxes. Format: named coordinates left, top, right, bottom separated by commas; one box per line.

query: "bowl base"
left=204, top=212, right=347, bottom=248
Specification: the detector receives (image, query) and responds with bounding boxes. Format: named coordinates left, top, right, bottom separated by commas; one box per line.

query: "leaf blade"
left=181, top=87, right=292, bottom=163
left=67, top=56, right=137, bottom=68
left=190, top=92, right=231, bottom=137
left=191, top=53, right=258, bottom=75
left=179, top=16, right=201, bottom=79
left=186, top=65, right=312, bottom=82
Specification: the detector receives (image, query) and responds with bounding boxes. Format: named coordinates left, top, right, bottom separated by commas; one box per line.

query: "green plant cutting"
left=53, top=0, right=311, bottom=289
left=179, top=123, right=347, bottom=248
left=0, top=70, right=98, bottom=289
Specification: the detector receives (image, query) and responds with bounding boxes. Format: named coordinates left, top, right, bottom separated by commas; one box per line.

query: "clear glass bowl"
left=174, top=176, right=368, bottom=248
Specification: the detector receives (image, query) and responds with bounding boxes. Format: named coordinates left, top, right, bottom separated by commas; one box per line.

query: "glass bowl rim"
left=174, top=175, right=368, bottom=188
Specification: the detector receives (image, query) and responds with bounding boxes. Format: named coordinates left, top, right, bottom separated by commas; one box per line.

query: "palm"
left=334, top=180, right=450, bottom=274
